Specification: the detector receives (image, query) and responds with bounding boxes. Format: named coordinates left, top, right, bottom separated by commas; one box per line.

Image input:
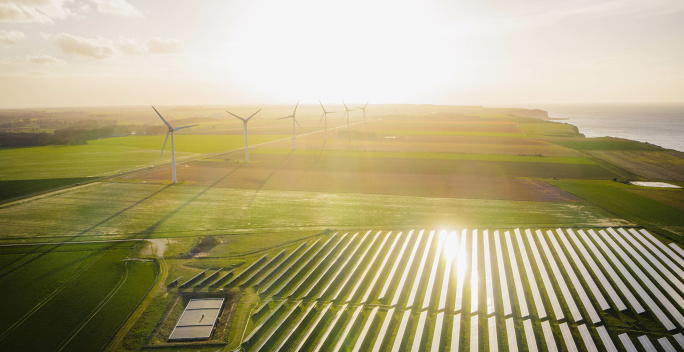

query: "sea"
left=529, top=103, right=684, bottom=153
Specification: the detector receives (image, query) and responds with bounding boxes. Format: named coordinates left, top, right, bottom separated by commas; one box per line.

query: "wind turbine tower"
left=357, top=101, right=369, bottom=128
left=152, top=106, right=198, bottom=184
left=319, top=101, right=335, bottom=139
left=342, top=100, right=353, bottom=129
left=278, top=100, right=300, bottom=149
left=226, top=109, right=261, bottom=162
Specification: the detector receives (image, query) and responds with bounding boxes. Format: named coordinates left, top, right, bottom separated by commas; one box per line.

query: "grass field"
left=0, top=177, right=96, bottom=202
left=0, top=242, right=157, bottom=351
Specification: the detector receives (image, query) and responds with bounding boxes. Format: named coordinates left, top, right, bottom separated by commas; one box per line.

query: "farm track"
left=54, top=260, right=131, bottom=352
left=0, top=250, right=106, bottom=342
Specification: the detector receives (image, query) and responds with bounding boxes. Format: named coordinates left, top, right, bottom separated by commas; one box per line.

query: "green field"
left=0, top=242, right=157, bottom=351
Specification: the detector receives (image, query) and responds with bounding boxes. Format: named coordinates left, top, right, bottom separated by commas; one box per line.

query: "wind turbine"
left=341, top=100, right=353, bottom=129
left=226, top=109, right=260, bottom=162
left=278, top=100, right=300, bottom=149
left=152, top=106, right=198, bottom=184
left=356, top=101, right=369, bottom=128
left=319, top=101, right=335, bottom=140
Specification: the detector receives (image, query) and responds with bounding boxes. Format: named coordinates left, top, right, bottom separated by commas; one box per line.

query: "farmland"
left=1, top=104, right=683, bottom=351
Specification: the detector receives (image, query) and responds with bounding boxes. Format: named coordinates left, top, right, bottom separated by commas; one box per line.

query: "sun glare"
left=443, top=230, right=459, bottom=260
left=219, top=0, right=460, bottom=102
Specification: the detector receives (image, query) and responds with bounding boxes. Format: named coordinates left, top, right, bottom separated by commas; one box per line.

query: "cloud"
left=53, top=33, right=115, bottom=59
left=0, top=0, right=74, bottom=23
left=147, top=38, right=184, bottom=54
left=117, top=36, right=145, bottom=55
left=0, top=29, right=25, bottom=45
left=27, top=54, right=64, bottom=64
left=90, top=0, right=142, bottom=17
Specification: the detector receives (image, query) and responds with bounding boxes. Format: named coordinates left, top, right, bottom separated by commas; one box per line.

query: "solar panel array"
left=172, top=228, right=684, bottom=350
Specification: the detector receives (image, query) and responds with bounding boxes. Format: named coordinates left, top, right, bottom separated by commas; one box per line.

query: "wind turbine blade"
left=319, top=100, right=325, bottom=112
left=226, top=111, right=245, bottom=121
left=364, top=101, right=369, bottom=109
left=294, top=118, right=302, bottom=128
left=173, top=124, right=199, bottom=131
left=293, top=100, right=299, bottom=116
left=245, top=109, right=261, bottom=122
left=278, top=115, right=292, bottom=120
left=160, top=131, right=170, bottom=157
left=152, top=106, right=173, bottom=129
left=343, top=100, right=348, bottom=110
left=319, top=112, right=325, bottom=124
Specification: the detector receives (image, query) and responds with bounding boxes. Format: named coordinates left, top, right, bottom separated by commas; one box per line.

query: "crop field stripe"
left=471, top=230, right=479, bottom=313
left=302, top=232, right=358, bottom=298
left=407, top=230, right=435, bottom=308
left=331, top=305, right=364, bottom=352
left=352, top=306, right=379, bottom=352
left=505, top=231, right=529, bottom=318
left=618, top=333, right=637, bottom=352
left=669, top=243, right=684, bottom=261
left=362, top=231, right=403, bottom=304
left=515, top=229, right=546, bottom=319
left=391, top=230, right=424, bottom=307
left=273, top=235, right=338, bottom=297
left=577, top=324, right=598, bottom=352
left=541, top=320, right=558, bottom=352
left=675, top=333, right=684, bottom=349
left=658, top=337, right=677, bottom=352
left=438, top=232, right=457, bottom=311
left=453, top=230, right=469, bottom=313
left=469, top=315, right=478, bottom=352
left=332, top=231, right=381, bottom=301
left=536, top=230, right=581, bottom=322
left=242, top=299, right=286, bottom=345
left=638, top=335, right=657, bottom=352
left=575, top=230, right=635, bottom=312
left=273, top=302, right=316, bottom=352
left=287, top=233, right=348, bottom=298
left=372, top=307, right=395, bottom=352
left=632, top=229, right=684, bottom=280
left=411, top=310, right=427, bottom=352
left=259, top=239, right=320, bottom=295
left=559, top=323, right=578, bottom=352
left=617, top=228, right=684, bottom=296
left=317, top=231, right=371, bottom=300
left=380, top=230, right=413, bottom=301
left=430, top=312, right=444, bottom=352
left=311, top=303, right=347, bottom=352
left=391, top=310, right=411, bottom=352
left=505, top=317, right=518, bottom=352
left=494, top=231, right=512, bottom=316
left=526, top=229, right=564, bottom=320
left=523, top=319, right=538, bottom=352
left=488, top=316, right=498, bottom=352
left=546, top=230, right=600, bottom=323
left=292, top=302, right=331, bottom=352
left=484, top=230, right=495, bottom=314
left=0, top=250, right=106, bottom=342
left=345, top=231, right=390, bottom=302
left=558, top=229, right=611, bottom=311
left=252, top=242, right=307, bottom=288
left=592, top=229, right=676, bottom=330
left=241, top=249, right=286, bottom=287
left=422, top=231, right=445, bottom=309
left=599, top=230, right=684, bottom=330
left=253, top=301, right=301, bottom=352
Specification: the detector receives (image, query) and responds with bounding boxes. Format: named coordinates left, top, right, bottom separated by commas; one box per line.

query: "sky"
left=0, top=0, right=683, bottom=108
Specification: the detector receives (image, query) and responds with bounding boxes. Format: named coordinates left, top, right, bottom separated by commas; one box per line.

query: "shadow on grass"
left=0, top=177, right=96, bottom=202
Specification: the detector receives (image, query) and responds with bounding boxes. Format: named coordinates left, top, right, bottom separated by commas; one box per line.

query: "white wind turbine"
left=278, top=100, right=300, bottom=149
left=319, top=101, right=335, bottom=140
left=226, top=109, right=261, bottom=162
left=152, top=106, right=198, bottom=184
left=341, top=100, right=353, bottom=129
left=356, top=101, right=369, bottom=128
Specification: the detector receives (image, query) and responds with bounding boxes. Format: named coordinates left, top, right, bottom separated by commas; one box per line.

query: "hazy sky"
left=0, top=0, right=683, bottom=108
